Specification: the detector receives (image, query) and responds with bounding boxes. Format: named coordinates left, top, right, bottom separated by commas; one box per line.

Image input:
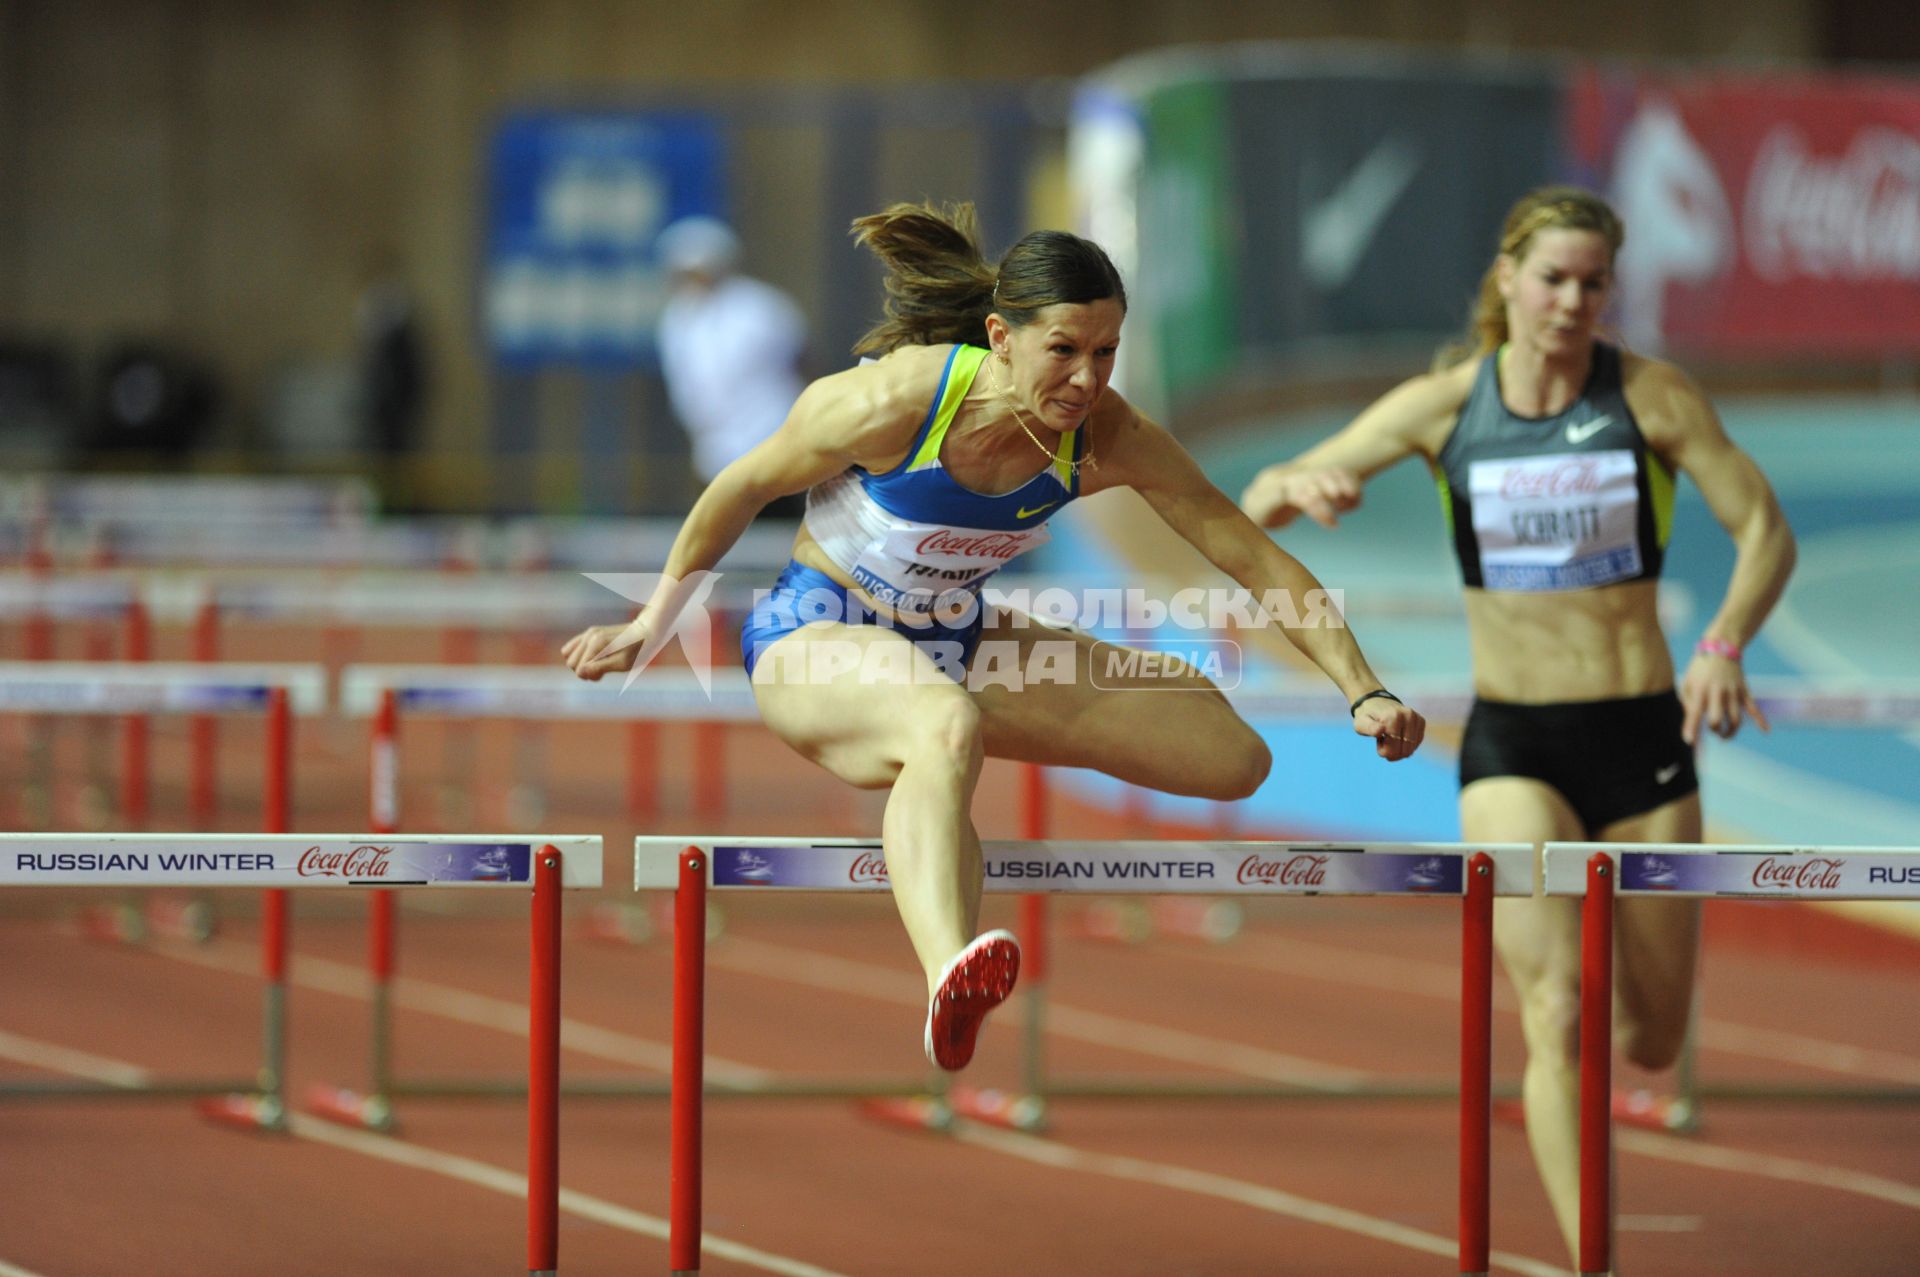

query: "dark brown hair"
left=850, top=201, right=1127, bottom=356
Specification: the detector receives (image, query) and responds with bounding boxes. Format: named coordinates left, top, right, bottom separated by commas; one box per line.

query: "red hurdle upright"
left=1579, top=852, right=1615, bottom=1277
left=656, top=837, right=1524, bottom=1277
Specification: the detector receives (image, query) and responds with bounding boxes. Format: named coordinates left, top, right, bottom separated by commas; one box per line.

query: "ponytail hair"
left=1435, top=185, right=1626, bottom=370
left=851, top=201, right=1127, bottom=357
left=850, top=202, right=996, bottom=356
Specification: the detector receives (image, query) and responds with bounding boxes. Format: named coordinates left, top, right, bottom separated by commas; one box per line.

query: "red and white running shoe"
left=923, top=929, right=1021, bottom=1072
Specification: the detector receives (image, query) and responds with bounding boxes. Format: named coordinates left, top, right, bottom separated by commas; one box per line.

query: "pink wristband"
left=1696, top=638, right=1742, bottom=662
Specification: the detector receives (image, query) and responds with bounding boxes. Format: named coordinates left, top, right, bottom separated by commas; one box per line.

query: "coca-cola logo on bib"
left=915, top=529, right=1036, bottom=561
left=1498, top=457, right=1605, bottom=500
left=849, top=852, right=889, bottom=885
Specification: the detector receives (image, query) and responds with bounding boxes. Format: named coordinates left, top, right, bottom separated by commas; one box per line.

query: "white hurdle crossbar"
left=1543, top=842, right=1920, bottom=1277
left=0, top=833, right=600, bottom=1277
left=640, top=836, right=1535, bottom=1277
left=0, top=661, right=327, bottom=715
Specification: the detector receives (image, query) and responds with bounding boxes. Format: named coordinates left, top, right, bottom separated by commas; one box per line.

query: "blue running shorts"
left=739, top=561, right=987, bottom=682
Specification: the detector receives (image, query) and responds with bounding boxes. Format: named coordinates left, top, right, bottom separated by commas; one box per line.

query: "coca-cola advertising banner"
left=1555, top=848, right=1920, bottom=898
left=1569, top=66, right=1920, bottom=355
left=0, top=840, right=542, bottom=886
left=710, top=842, right=1465, bottom=895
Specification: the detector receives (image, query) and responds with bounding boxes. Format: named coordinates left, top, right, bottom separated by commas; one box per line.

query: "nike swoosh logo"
left=1655, top=762, right=1682, bottom=784
left=1302, top=138, right=1423, bottom=291
left=1565, top=415, right=1613, bottom=444
left=1016, top=502, right=1056, bottom=520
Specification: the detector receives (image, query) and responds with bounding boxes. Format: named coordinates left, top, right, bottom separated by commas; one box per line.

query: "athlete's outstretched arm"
left=1240, top=365, right=1469, bottom=529
left=1090, top=398, right=1426, bottom=761
left=562, top=366, right=911, bottom=680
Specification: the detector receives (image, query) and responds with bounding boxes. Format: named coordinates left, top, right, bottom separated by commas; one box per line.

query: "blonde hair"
left=1436, top=186, right=1626, bottom=369
left=849, top=201, right=1126, bottom=357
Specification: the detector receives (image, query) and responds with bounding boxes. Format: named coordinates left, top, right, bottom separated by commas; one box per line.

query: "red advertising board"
left=1569, top=66, right=1920, bottom=356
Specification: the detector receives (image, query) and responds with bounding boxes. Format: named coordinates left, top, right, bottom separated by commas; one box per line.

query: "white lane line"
left=105, top=931, right=1920, bottom=1212
left=715, top=937, right=1369, bottom=1086
left=146, top=936, right=775, bottom=1087
left=1617, top=1128, right=1920, bottom=1212
left=0, top=1029, right=151, bottom=1088
left=953, top=1123, right=1567, bottom=1277
left=287, top=1114, right=850, bottom=1277
left=1696, top=1021, right=1920, bottom=1087
left=1194, top=933, right=1920, bottom=1084
left=0, top=1258, right=54, bottom=1277
left=1618, top=1215, right=1703, bottom=1232
left=0, top=1031, right=847, bottom=1277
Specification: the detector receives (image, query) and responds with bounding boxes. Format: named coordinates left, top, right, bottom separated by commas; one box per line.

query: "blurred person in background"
left=567, top=201, right=1425, bottom=1074
left=1240, top=185, right=1796, bottom=1264
left=655, top=215, right=808, bottom=517
left=357, top=250, right=428, bottom=459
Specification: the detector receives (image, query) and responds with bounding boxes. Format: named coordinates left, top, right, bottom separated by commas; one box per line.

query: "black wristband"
left=1349, top=689, right=1402, bottom=717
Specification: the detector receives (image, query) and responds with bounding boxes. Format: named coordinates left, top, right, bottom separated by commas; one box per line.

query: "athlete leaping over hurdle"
left=563, top=202, right=1425, bottom=1071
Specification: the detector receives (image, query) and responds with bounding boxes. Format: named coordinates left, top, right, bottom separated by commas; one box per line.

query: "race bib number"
left=1469, top=450, right=1641, bottom=591
left=849, top=521, right=1051, bottom=614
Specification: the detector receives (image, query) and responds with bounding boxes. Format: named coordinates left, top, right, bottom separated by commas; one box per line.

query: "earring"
left=997, top=350, right=1009, bottom=364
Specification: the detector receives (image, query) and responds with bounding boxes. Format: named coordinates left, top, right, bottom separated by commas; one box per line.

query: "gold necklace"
left=987, top=354, right=1098, bottom=474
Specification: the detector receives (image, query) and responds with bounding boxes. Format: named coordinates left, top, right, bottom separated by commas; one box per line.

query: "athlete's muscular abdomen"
left=1463, top=579, right=1674, bottom=703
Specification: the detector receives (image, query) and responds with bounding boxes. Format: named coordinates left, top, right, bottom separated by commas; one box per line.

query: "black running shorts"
left=1458, top=690, right=1699, bottom=835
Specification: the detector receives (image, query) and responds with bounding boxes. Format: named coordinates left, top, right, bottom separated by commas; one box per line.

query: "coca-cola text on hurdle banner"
left=1568, top=65, right=1920, bottom=355
left=708, top=843, right=1465, bottom=894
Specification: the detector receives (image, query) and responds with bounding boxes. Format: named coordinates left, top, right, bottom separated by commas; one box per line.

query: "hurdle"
left=307, top=666, right=765, bottom=1131
left=0, top=832, right=599, bottom=1275
left=1545, top=841, right=1920, bottom=1277
left=641, top=836, right=1536, bottom=1276
left=0, top=663, right=321, bottom=1115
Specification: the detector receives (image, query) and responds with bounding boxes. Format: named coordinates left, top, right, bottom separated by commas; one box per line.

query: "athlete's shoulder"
left=1618, top=348, right=1702, bottom=399
left=1619, top=349, right=1712, bottom=422
left=1361, top=358, right=1477, bottom=455
left=1408, top=356, right=1482, bottom=411
left=800, top=346, right=956, bottom=448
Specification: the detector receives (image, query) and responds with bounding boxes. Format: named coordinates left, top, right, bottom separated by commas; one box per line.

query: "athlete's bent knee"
left=1200, top=725, right=1270, bottom=801
left=907, top=694, right=983, bottom=769
left=1519, top=984, right=1582, bottom=1066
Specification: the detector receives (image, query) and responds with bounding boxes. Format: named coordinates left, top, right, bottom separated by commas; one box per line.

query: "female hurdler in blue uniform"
left=1241, top=186, right=1796, bottom=1264
left=565, top=203, right=1425, bottom=1072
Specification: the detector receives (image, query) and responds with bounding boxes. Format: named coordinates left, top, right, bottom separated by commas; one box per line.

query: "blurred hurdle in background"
left=1549, top=842, right=1920, bottom=1277
left=641, top=836, right=1536, bottom=1277
left=0, top=661, right=322, bottom=947
left=0, top=664, right=313, bottom=1110
left=0, top=832, right=601, bottom=1276
left=307, top=664, right=764, bottom=1132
